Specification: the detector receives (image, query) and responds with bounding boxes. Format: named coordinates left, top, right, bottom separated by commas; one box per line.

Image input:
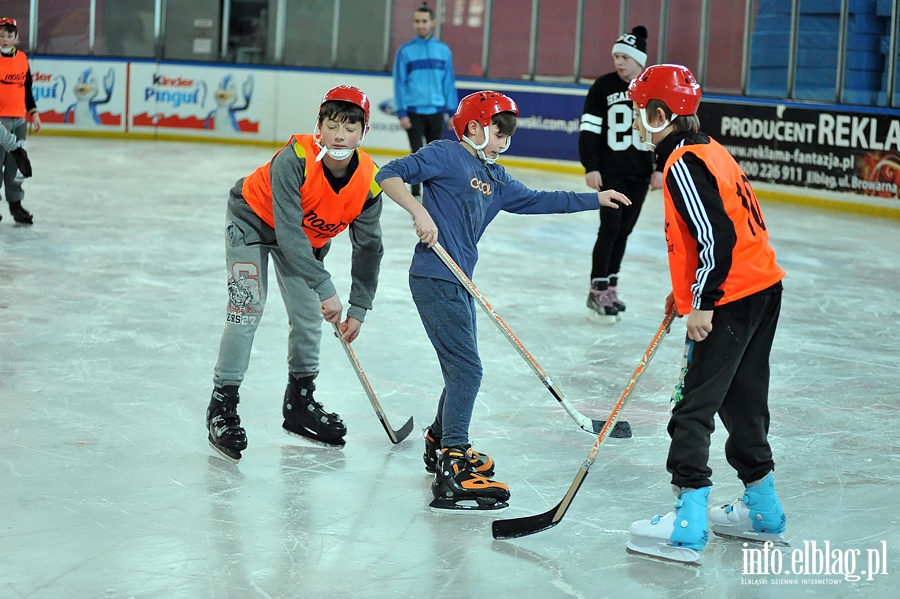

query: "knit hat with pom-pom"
left=612, top=26, right=648, bottom=67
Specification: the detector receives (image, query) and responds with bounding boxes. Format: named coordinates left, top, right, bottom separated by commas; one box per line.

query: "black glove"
left=11, top=148, right=31, bottom=178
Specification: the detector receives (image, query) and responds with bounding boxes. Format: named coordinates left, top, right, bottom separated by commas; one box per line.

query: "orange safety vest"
left=0, top=49, right=29, bottom=117
left=241, top=134, right=380, bottom=248
left=663, top=137, right=784, bottom=315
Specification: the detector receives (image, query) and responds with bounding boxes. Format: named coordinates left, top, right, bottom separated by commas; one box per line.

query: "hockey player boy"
left=624, top=65, right=787, bottom=563
left=0, top=17, right=41, bottom=224
left=206, top=85, right=384, bottom=462
left=376, top=91, right=630, bottom=510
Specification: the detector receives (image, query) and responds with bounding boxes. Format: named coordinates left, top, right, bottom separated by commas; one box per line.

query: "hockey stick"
left=491, top=310, right=676, bottom=539
left=431, top=242, right=622, bottom=436
left=332, top=322, right=414, bottom=444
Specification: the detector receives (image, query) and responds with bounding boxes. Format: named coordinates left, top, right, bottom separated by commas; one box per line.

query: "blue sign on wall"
left=454, top=86, right=584, bottom=162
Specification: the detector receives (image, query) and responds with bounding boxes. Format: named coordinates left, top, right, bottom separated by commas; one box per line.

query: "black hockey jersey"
left=578, top=72, right=654, bottom=180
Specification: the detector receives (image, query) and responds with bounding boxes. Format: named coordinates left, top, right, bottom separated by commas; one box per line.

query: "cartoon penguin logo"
left=63, top=67, right=115, bottom=126
left=204, top=74, right=253, bottom=133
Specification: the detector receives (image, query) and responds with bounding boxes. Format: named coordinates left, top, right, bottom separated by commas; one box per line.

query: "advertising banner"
left=455, top=82, right=583, bottom=162
left=699, top=100, right=900, bottom=201
left=30, top=59, right=127, bottom=131
left=28, top=57, right=900, bottom=214
left=128, top=62, right=273, bottom=139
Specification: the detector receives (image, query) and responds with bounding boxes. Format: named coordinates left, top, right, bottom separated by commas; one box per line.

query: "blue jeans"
left=409, top=274, right=482, bottom=448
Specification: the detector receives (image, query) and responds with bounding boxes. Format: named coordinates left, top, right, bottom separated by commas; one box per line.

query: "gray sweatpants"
left=0, top=117, right=27, bottom=204
left=213, top=205, right=326, bottom=388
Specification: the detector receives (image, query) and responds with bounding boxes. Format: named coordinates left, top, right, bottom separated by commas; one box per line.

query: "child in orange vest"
left=625, top=65, right=786, bottom=564
left=206, top=85, right=384, bottom=462
left=0, top=17, right=40, bottom=224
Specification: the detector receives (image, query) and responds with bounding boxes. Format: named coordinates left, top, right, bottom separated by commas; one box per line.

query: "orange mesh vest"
left=0, top=50, right=29, bottom=117
left=241, top=134, right=379, bottom=248
left=663, top=137, right=784, bottom=315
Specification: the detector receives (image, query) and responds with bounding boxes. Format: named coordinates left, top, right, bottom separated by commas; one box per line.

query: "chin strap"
left=313, top=130, right=364, bottom=162
left=461, top=124, right=511, bottom=165
left=638, top=108, right=676, bottom=151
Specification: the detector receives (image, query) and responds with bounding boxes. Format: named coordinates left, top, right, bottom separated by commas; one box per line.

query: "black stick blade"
left=492, top=500, right=563, bottom=539
left=591, top=420, right=632, bottom=438
left=391, top=416, right=415, bottom=444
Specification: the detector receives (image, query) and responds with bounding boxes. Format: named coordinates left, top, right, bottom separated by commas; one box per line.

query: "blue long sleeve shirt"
left=376, top=140, right=600, bottom=283
left=392, top=35, right=457, bottom=118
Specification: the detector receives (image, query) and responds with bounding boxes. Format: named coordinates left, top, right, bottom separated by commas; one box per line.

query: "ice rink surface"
left=1, top=136, right=898, bottom=598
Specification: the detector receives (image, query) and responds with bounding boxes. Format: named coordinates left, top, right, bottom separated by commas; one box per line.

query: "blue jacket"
left=376, top=140, right=600, bottom=283
left=392, top=35, right=457, bottom=118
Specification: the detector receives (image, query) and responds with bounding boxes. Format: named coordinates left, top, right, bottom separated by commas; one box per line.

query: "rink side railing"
left=30, top=56, right=900, bottom=220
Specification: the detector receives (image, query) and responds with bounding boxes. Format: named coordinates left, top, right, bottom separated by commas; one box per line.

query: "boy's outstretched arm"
left=379, top=176, right=439, bottom=247
left=597, top=189, right=631, bottom=208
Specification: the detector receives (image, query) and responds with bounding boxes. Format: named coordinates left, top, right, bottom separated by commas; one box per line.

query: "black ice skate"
left=423, top=427, right=495, bottom=477
left=207, top=386, right=248, bottom=463
left=9, top=202, right=33, bottom=224
left=586, top=279, right=619, bottom=324
left=608, top=286, right=626, bottom=313
left=430, top=446, right=510, bottom=511
left=282, top=374, right=347, bottom=448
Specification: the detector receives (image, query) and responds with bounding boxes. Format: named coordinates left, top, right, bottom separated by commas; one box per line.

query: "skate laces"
left=210, top=390, right=242, bottom=429
left=589, top=288, right=615, bottom=307
left=300, top=395, right=343, bottom=425
left=210, top=407, right=243, bottom=436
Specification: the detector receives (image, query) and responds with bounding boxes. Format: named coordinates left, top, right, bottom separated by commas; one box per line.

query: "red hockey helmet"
left=320, top=85, right=371, bottom=129
left=628, top=64, right=702, bottom=116
left=452, top=91, right=518, bottom=140
left=0, top=17, right=17, bottom=30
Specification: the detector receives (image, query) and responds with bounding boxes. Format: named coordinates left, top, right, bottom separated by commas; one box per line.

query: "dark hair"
left=415, top=4, right=434, bottom=18
left=492, top=111, right=518, bottom=136
left=0, top=23, right=16, bottom=35
left=318, top=101, right=366, bottom=126
left=645, top=99, right=700, bottom=133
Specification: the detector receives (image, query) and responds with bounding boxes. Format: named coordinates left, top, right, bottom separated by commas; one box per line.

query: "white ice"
left=1, top=136, right=897, bottom=598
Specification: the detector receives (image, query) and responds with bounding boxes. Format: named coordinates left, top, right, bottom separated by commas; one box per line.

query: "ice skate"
left=423, top=427, right=494, bottom=477
left=9, top=202, right=33, bottom=225
left=430, top=446, right=509, bottom=511
left=207, top=386, right=248, bottom=463
left=586, top=279, right=619, bottom=323
left=608, top=285, right=626, bottom=313
left=709, top=472, right=788, bottom=546
left=625, top=487, right=710, bottom=565
left=608, top=275, right=626, bottom=314
left=282, top=374, right=347, bottom=448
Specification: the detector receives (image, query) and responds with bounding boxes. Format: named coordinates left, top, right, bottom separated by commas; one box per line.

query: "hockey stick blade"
left=391, top=415, right=415, bottom=443
left=492, top=311, right=675, bottom=540
left=432, top=242, right=607, bottom=435
left=492, top=502, right=562, bottom=538
left=333, top=323, right=414, bottom=444
left=596, top=420, right=633, bottom=438
left=492, top=466, right=589, bottom=539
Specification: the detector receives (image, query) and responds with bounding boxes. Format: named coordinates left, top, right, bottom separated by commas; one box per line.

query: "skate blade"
left=713, top=529, right=790, bottom=547
left=586, top=309, right=618, bottom=325
left=429, top=497, right=509, bottom=512
left=208, top=439, right=242, bottom=464
left=283, top=427, right=346, bottom=449
left=625, top=541, right=702, bottom=566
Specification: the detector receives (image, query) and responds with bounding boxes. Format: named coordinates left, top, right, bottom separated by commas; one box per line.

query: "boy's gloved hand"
left=11, top=148, right=31, bottom=178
